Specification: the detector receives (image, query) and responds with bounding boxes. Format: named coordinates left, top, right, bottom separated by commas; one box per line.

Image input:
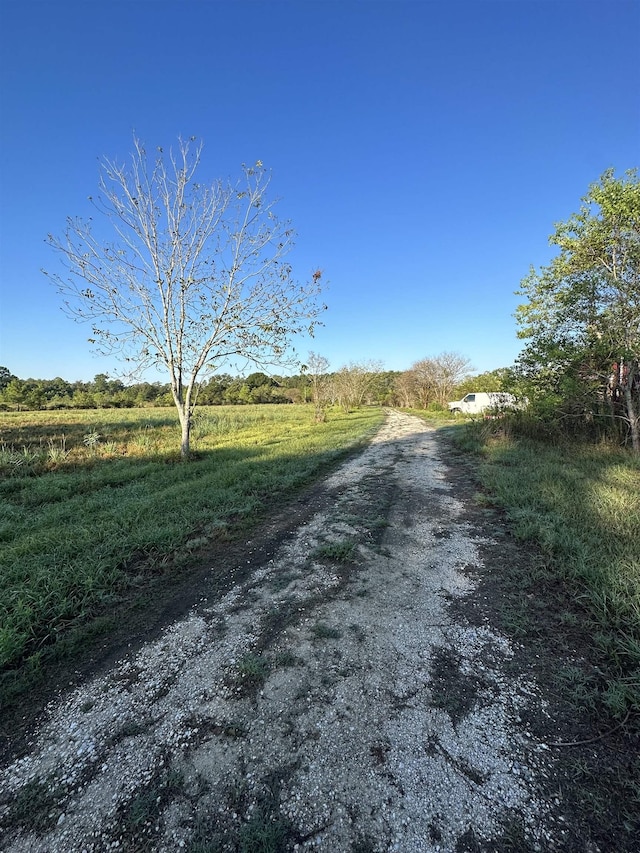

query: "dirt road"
left=1, top=411, right=564, bottom=851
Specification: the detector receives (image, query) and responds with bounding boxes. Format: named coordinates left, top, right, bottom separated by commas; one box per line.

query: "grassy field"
left=0, top=404, right=384, bottom=707
left=447, top=417, right=640, bottom=717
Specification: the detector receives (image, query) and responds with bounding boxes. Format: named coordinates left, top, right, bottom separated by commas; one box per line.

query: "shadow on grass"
left=0, top=408, right=383, bottom=716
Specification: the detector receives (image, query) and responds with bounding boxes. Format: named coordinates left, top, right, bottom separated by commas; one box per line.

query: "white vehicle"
left=448, top=392, right=519, bottom=415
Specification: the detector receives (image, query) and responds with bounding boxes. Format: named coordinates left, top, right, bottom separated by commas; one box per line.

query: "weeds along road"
left=2, top=410, right=566, bottom=852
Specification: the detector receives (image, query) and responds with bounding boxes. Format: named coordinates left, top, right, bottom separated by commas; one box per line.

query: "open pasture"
left=0, top=404, right=384, bottom=703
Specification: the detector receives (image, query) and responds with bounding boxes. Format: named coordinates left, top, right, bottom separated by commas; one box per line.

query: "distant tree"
left=275, top=372, right=309, bottom=403
left=330, top=360, right=383, bottom=411
left=42, top=377, right=73, bottom=401
left=406, top=359, right=437, bottom=408
left=516, top=169, right=640, bottom=450
left=130, top=381, right=159, bottom=405
left=243, top=372, right=274, bottom=391
left=453, top=367, right=516, bottom=398
left=92, top=373, right=111, bottom=394
left=235, top=371, right=278, bottom=402
left=223, top=378, right=246, bottom=405
left=2, top=378, right=44, bottom=410
left=71, top=390, right=96, bottom=409
left=371, top=370, right=401, bottom=406
left=1, top=379, right=26, bottom=409
left=394, top=371, right=417, bottom=408
left=405, top=352, right=472, bottom=409
left=45, top=136, right=325, bottom=458
left=248, top=382, right=281, bottom=404
left=429, top=352, right=473, bottom=406
left=303, top=352, right=330, bottom=421
left=0, top=366, right=16, bottom=391
left=199, top=373, right=234, bottom=405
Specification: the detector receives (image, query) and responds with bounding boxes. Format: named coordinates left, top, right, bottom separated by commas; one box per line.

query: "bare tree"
left=408, top=358, right=437, bottom=408
left=430, top=351, right=473, bottom=406
left=393, top=370, right=417, bottom=408
left=407, top=352, right=473, bottom=409
left=330, top=360, right=384, bottom=411
left=44, top=137, right=325, bottom=458
left=303, top=351, right=330, bottom=421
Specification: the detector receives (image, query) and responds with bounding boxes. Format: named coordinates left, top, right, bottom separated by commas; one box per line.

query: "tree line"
left=0, top=356, right=504, bottom=414
left=0, top=369, right=299, bottom=411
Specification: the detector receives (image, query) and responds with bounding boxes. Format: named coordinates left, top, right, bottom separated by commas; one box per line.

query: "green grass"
left=0, top=404, right=384, bottom=706
left=311, top=539, right=358, bottom=563
left=236, top=652, right=271, bottom=685
left=450, top=418, right=640, bottom=715
left=236, top=809, right=291, bottom=853
left=3, top=775, right=64, bottom=834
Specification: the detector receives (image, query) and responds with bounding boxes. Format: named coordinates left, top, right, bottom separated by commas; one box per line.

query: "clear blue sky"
left=1, top=0, right=638, bottom=382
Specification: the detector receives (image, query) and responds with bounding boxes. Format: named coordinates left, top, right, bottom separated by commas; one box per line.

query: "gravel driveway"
left=0, top=411, right=559, bottom=852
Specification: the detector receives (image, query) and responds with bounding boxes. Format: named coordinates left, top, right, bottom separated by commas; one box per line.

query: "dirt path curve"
left=1, top=411, right=559, bottom=852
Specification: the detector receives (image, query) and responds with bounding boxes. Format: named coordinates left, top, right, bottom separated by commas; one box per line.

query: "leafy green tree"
left=0, top=367, right=16, bottom=391
left=516, top=169, right=640, bottom=450
left=42, top=377, right=73, bottom=402
left=368, top=370, right=400, bottom=406
left=279, top=372, right=311, bottom=403
left=130, top=382, right=159, bottom=405
left=71, top=390, right=97, bottom=409
left=1, top=379, right=27, bottom=409
left=243, top=372, right=273, bottom=391
left=92, top=373, right=111, bottom=394
left=453, top=368, right=516, bottom=398
left=250, top=384, right=282, bottom=403
left=1, top=378, right=44, bottom=410
left=45, top=136, right=325, bottom=458
left=199, top=374, right=233, bottom=405
left=223, top=378, right=246, bottom=405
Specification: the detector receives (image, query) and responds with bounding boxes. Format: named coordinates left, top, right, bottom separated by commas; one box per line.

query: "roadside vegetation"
left=411, top=170, right=640, bottom=722
left=453, top=170, right=640, bottom=718
left=400, top=408, right=640, bottom=847
left=0, top=404, right=384, bottom=710
left=400, top=172, right=640, bottom=845
left=449, top=415, right=640, bottom=718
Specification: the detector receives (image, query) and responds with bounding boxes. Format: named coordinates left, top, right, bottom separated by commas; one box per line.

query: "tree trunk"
left=171, top=375, right=195, bottom=461
left=623, top=361, right=639, bottom=453
left=180, top=413, right=191, bottom=460
left=624, top=387, right=640, bottom=453
left=172, top=394, right=192, bottom=460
